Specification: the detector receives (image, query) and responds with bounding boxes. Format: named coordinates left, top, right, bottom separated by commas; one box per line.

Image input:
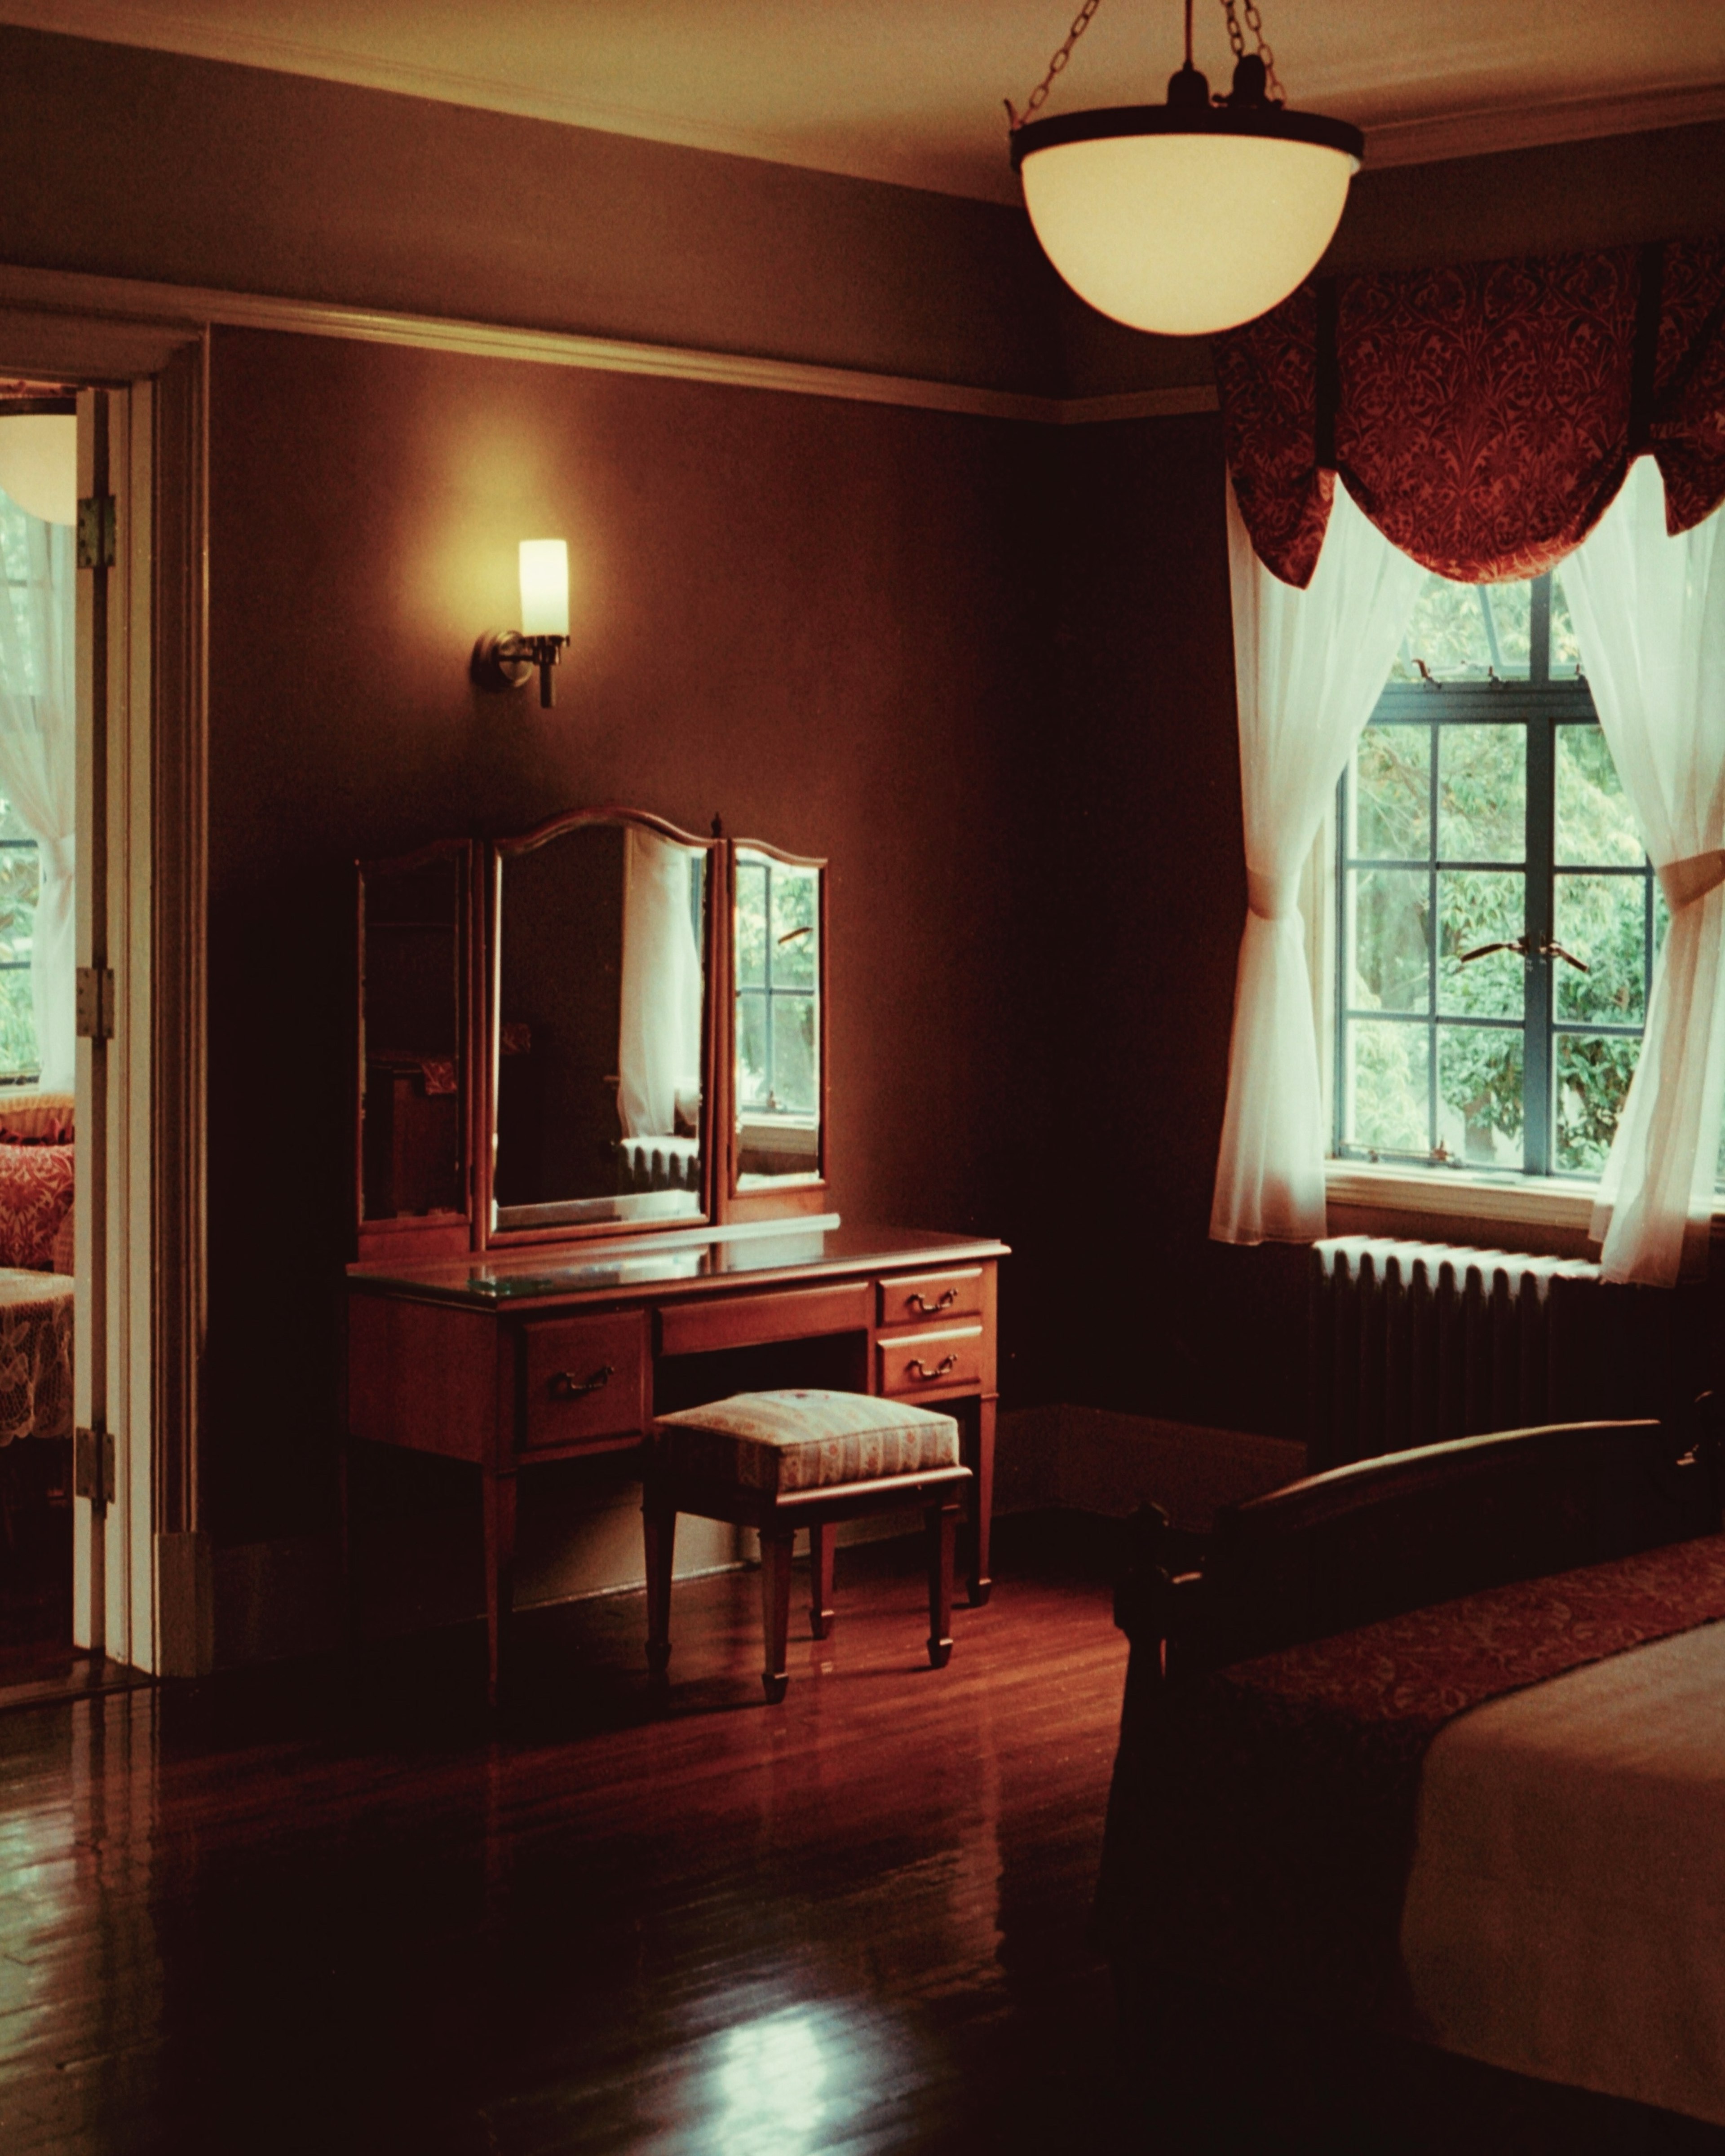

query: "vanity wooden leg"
left=808, top=1521, right=835, bottom=1639
left=926, top=1501, right=956, bottom=1669
left=643, top=1496, right=676, bottom=1679
left=481, top=1471, right=517, bottom=1711
left=967, top=1394, right=996, bottom=1607
left=760, top=1528, right=794, bottom=1702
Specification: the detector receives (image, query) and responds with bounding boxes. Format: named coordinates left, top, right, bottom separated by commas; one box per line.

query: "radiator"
left=1307, top=1236, right=1698, bottom=1471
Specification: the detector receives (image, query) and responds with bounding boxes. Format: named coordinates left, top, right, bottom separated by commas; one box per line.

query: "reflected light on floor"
left=715, top=2008, right=830, bottom=2155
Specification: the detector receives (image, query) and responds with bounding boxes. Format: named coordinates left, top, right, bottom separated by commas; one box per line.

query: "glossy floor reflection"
left=0, top=1519, right=1130, bottom=2156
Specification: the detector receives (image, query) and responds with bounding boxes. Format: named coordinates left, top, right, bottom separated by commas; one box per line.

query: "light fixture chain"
left=1220, top=0, right=1284, bottom=102
left=1006, top=0, right=1105, bottom=131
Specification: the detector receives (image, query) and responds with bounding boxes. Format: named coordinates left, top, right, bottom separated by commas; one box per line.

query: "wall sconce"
left=473, top=539, right=570, bottom=708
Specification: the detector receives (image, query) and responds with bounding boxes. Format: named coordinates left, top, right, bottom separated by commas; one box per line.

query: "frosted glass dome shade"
left=1015, top=109, right=1361, bottom=336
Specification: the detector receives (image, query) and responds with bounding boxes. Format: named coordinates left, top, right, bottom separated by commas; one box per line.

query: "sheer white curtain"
left=1559, top=458, right=1725, bottom=1285
left=618, top=828, right=704, bottom=1139
left=1211, top=477, right=1426, bottom=1244
left=0, top=498, right=75, bottom=1093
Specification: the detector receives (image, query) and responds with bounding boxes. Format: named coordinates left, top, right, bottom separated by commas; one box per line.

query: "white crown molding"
left=1362, top=78, right=1725, bottom=172
left=0, top=261, right=1220, bottom=426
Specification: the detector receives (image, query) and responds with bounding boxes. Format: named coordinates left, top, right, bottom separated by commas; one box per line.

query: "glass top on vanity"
left=347, top=1219, right=1009, bottom=1309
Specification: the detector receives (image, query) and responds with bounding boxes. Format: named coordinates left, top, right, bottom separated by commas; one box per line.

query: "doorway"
left=0, top=378, right=84, bottom=1700
left=0, top=312, right=207, bottom=1697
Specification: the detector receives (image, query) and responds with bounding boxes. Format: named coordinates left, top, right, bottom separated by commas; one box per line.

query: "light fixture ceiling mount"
left=1008, top=0, right=1363, bottom=338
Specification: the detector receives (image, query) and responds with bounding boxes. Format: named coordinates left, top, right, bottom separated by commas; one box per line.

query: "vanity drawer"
left=877, top=1324, right=983, bottom=1398
left=877, top=1268, right=984, bottom=1327
left=520, top=1312, right=649, bottom=1452
left=656, top=1282, right=871, bottom=1357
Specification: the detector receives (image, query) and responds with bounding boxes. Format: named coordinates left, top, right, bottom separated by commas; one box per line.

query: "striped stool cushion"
left=652, top=1389, right=960, bottom=1497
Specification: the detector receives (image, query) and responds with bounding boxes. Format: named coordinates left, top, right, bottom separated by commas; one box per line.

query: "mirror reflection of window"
left=734, top=848, right=821, bottom=1186
left=493, top=816, right=710, bottom=1230
left=617, top=829, right=705, bottom=1196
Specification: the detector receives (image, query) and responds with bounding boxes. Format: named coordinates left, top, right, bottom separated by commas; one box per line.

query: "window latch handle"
left=1539, top=935, right=1591, bottom=973
left=1456, top=932, right=1589, bottom=974
left=1456, top=936, right=1527, bottom=966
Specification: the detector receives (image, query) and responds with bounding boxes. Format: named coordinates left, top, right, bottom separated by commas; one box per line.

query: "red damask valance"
left=1213, top=238, right=1725, bottom=589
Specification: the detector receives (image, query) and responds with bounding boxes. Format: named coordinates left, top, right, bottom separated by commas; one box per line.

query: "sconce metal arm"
left=473, top=629, right=567, bottom=708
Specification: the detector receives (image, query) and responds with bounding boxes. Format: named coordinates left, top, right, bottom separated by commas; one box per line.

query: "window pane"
left=1438, top=725, right=1524, bottom=861
left=1344, top=1020, right=1429, bottom=1153
left=1550, top=569, right=1583, bottom=680
left=1348, top=868, right=1429, bottom=1014
left=1438, top=1025, right=1524, bottom=1170
left=1477, top=582, right=1533, bottom=678
left=1553, top=872, right=1646, bottom=1025
left=1390, top=574, right=1535, bottom=684
left=1438, top=870, right=1524, bottom=1018
left=0, top=969, right=37, bottom=1080
left=770, top=866, right=818, bottom=988
left=1392, top=575, right=1491, bottom=681
left=736, top=992, right=768, bottom=1108
left=1555, top=1032, right=1641, bottom=1173
left=1351, top=725, right=1429, bottom=859
left=1555, top=725, right=1642, bottom=866
left=734, top=862, right=768, bottom=988
left=770, top=995, right=818, bottom=1114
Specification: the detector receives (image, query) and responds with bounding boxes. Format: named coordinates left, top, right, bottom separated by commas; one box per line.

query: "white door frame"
left=0, top=306, right=208, bottom=1677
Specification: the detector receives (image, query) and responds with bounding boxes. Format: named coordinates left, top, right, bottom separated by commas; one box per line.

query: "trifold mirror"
left=354, top=811, right=827, bottom=1258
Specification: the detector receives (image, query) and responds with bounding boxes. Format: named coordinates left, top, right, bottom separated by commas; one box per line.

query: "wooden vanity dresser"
left=346, top=808, right=1006, bottom=1702
left=347, top=1222, right=1005, bottom=1701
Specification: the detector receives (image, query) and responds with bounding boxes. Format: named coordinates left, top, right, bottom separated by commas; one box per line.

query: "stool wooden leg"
left=925, top=1501, right=956, bottom=1670
left=643, top=1496, right=675, bottom=1680
left=760, top=1528, right=794, bottom=1702
left=808, top=1521, right=835, bottom=1639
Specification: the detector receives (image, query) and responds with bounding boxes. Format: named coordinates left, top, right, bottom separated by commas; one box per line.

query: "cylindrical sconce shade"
left=518, top=540, right=569, bottom=638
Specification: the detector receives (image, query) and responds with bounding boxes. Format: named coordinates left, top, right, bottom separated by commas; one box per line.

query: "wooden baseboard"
left=997, top=1405, right=1305, bottom=1533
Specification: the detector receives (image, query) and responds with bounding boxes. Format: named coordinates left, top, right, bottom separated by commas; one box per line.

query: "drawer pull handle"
left=907, top=1288, right=958, bottom=1315
left=906, top=1354, right=959, bottom=1382
left=550, top=1363, right=614, bottom=1400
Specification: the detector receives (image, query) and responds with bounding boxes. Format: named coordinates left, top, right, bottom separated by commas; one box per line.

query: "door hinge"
left=74, top=1425, right=117, bottom=1509
left=75, top=966, right=115, bottom=1040
left=76, top=494, right=117, bottom=570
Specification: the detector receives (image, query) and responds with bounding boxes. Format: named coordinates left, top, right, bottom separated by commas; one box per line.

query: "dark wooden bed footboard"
left=1117, top=1415, right=1720, bottom=1687
left=1103, top=1415, right=1725, bottom=2150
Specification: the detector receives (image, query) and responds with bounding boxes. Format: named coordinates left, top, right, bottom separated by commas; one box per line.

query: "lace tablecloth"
left=0, top=1269, right=73, bottom=1445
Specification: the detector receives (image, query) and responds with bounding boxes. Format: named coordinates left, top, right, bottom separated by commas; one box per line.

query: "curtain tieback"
left=35, top=835, right=74, bottom=884
left=1657, top=850, right=1725, bottom=914
left=1247, top=870, right=1299, bottom=922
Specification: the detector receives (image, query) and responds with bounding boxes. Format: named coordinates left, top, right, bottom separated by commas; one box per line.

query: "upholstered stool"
left=643, top=1389, right=972, bottom=1701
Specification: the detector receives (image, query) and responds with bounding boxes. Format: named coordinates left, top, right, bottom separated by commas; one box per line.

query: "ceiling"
left=9, top=0, right=1725, bottom=206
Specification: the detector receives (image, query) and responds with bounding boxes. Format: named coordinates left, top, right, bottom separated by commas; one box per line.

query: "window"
left=0, top=489, right=43, bottom=1085
left=1335, top=570, right=1659, bottom=1178
left=0, top=795, right=39, bottom=1083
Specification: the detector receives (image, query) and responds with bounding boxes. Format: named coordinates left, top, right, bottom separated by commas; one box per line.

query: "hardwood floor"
left=0, top=1518, right=1132, bottom=2156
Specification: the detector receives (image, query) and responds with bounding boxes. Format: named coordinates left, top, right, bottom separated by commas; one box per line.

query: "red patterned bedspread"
left=1097, top=1533, right=1725, bottom=2020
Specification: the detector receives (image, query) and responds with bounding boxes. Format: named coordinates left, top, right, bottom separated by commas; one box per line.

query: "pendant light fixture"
left=1008, top=0, right=1363, bottom=337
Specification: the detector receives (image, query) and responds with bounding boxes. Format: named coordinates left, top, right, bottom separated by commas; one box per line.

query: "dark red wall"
left=1043, top=413, right=1309, bottom=1436
left=204, top=325, right=1057, bottom=1538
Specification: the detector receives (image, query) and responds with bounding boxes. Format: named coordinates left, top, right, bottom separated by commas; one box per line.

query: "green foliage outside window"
left=1342, top=571, right=1651, bottom=1176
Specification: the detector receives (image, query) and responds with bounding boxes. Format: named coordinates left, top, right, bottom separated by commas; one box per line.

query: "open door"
left=71, top=382, right=155, bottom=1672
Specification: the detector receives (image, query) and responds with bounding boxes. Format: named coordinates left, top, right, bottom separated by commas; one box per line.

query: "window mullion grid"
left=1524, top=702, right=1555, bottom=1176
left=1427, top=711, right=1439, bottom=1158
